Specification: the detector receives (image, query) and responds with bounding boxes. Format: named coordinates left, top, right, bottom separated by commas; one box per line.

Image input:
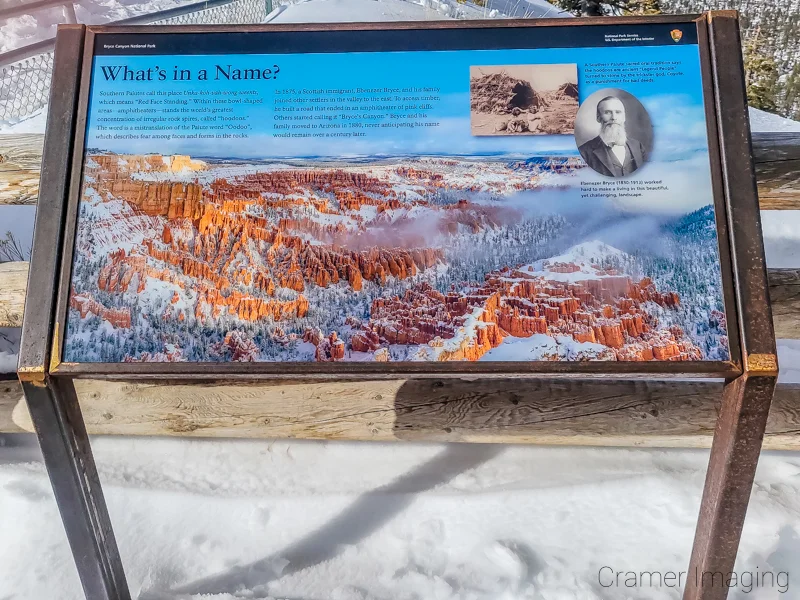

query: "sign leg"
left=21, top=378, right=131, bottom=600
left=682, top=375, right=776, bottom=600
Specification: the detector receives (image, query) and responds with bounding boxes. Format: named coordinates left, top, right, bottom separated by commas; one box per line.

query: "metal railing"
left=0, top=0, right=270, bottom=123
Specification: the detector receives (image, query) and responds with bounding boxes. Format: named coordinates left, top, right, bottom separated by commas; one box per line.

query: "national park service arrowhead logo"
left=670, top=29, right=683, bottom=43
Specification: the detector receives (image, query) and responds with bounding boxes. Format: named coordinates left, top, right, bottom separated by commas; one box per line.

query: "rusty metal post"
left=17, top=25, right=131, bottom=600
left=683, top=11, right=779, bottom=600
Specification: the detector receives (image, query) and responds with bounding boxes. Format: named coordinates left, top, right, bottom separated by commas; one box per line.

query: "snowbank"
left=266, top=0, right=451, bottom=22
left=0, top=352, right=17, bottom=371
left=1, top=436, right=798, bottom=599
left=749, top=107, right=800, bottom=133
left=267, top=0, right=570, bottom=23
left=0, top=329, right=21, bottom=374
left=0, top=0, right=198, bottom=54
left=778, top=339, right=800, bottom=384
left=0, top=107, right=47, bottom=134
left=762, top=210, right=800, bottom=269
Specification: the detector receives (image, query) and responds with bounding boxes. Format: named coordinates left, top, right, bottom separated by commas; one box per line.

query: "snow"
left=1, top=435, right=799, bottom=599
left=762, top=210, right=800, bottom=269
left=266, top=0, right=451, bottom=23
left=749, top=107, right=800, bottom=133
left=0, top=0, right=200, bottom=54
left=0, top=107, right=48, bottom=134
left=0, top=329, right=21, bottom=374
left=512, top=240, right=626, bottom=283
left=777, top=340, right=800, bottom=384
left=0, top=352, right=17, bottom=371
left=544, top=240, right=625, bottom=264
left=480, top=332, right=610, bottom=361
left=76, top=187, right=164, bottom=255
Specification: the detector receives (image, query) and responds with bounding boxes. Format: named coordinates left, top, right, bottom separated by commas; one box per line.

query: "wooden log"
left=769, top=269, right=800, bottom=340
left=0, top=134, right=43, bottom=205
left=751, top=132, right=800, bottom=165
left=758, top=197, right=800, bottom=210
left=0, top=261, right=27, bottom=327
left=2, top=377, right=800, bottom=448
left=755, top=159, right=800, bottom=210
left=752, top=132, right=800, bottom=210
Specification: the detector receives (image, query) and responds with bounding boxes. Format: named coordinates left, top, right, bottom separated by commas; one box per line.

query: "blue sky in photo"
left=85, top=44, right=709, bottom=160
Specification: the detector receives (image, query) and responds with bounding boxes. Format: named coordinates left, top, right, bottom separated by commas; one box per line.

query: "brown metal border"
left=88, top=13, right=703, bottom=34
left=51, top=361, right=739, bottom=380
left=694, top=14, right=742, bottom=371
left=682, top=11, right=778, bottom=600
left=17, top=25, right=86, bottom=382
left=17, top=24, right=133, bottom=600
left=50, top=16, right=743, bottom=381
left=707, top=11, right=777, bottom=372
left=52, top=27, right=96, bottom=376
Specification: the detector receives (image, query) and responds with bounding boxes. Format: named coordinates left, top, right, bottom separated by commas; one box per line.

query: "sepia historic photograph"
left=469, top=64, right=579, bottom=136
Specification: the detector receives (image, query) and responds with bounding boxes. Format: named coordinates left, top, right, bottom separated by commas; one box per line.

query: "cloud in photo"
left=642, top=93, right=710, bottom=160
left=539, top=152, right=715, bottom=216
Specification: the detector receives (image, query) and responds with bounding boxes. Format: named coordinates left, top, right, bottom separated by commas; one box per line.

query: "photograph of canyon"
left=470, top=64, right=579, bottom=136
left=63, top=152, right=730, bottom=363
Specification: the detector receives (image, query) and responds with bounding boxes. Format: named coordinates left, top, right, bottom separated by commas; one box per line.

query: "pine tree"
left=622, top=0, right=662, bottom=14
left=743, top=28, right=780, bottom=113
left=548, top=0, right=661, bottom=16
left=554, top=0, right=798, bottom=119
left=662, top=0, right=799, bottom=119
left=548, top=0, right=618, bottom=16
left=778, top=63, right=800, bottom=120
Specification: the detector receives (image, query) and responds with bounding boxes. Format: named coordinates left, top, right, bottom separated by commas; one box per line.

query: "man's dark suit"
left=577, top=135, right=647, bottom=178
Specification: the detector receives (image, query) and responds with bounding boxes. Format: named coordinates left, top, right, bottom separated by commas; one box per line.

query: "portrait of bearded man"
left=577, top=95, right=648, bottom=178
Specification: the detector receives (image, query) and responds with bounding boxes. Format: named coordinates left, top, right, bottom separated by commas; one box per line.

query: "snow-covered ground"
left=750, top=107, right=800, bottom=133
left=1, top=435, right=799, bottom=600
left=779, top=340, right=800, bottom=384
left=0, top=0, right=567, bottom=57
left=0, top=0, right=199, bottom=53
left=266, top=0, right=451, bottom=23
left=763, top=210, right=800, bottom=269
left=0, top=329, right=21, bottom=372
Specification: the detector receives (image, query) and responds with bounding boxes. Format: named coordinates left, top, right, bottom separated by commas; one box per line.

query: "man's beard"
left=599, top=122, right=627, bottom=146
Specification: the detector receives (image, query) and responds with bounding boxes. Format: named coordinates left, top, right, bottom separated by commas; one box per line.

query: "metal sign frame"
left=17, top=13, right=777, bottom=600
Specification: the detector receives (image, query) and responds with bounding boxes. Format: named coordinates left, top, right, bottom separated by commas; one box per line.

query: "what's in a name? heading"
left=99, top=64, right=281, bottom=82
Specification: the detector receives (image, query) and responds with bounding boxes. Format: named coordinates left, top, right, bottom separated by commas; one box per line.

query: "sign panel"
left=62, top=23, right=731, bottom=365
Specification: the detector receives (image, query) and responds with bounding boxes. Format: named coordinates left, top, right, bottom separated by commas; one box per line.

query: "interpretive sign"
left=18, top=16, right=778, bottom=600
left=54, top=21, right=740, bottom=373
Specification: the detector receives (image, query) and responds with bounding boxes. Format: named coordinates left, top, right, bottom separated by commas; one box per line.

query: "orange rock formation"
left=70, top=293, right=131, bottom=328
left=354, top=264, right=702, bottom=361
